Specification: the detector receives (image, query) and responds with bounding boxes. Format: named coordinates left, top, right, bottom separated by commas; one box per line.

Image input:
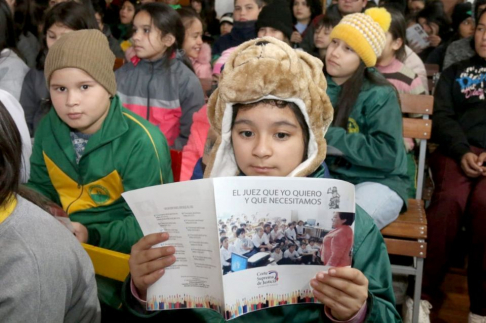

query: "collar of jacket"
left=230, top=20, right=257, bottom=39
left=48, top=95, right=128, bottom=165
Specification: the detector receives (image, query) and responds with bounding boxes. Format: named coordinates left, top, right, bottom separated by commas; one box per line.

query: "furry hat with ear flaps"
left=204, top=37, right=334, bottom=178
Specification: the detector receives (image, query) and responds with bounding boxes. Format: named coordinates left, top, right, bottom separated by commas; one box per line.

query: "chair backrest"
left=399, top=93, right=434, bottom=200
left=82, top=244, right=130, bottom=282
left=170, top=149, right=183, bottom=182
left=424, top=63, right=440, bottom=94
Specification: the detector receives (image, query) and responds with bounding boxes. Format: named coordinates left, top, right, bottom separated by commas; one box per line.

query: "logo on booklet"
left=257, top=270, right=279, bottom=286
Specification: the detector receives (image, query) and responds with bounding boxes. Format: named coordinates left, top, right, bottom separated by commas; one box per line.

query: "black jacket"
left=432, top=55, right=486, bottom=162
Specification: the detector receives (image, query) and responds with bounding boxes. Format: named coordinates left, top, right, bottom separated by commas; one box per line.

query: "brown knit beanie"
left=44, top=29, right=116, bottom=96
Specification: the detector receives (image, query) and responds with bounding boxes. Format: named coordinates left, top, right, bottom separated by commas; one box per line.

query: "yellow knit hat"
left=329, top=8, right=391, bottom=67
left=44, top=29, right=116, bottom=96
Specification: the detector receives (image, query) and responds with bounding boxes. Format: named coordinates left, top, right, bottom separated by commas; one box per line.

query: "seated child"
left=27, top=30, right=173, bottom=309
left=220, top=236, right=232, bottom=274
left=313, top=12, right=340, bottom=61
left=125, top=37, right=400, bottom=322
left=283, top=243, right=301, bottom=264
left=271, top=246, right=284, bottom=264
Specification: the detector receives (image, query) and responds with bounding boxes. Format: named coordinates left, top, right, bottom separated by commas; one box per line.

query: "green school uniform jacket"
left=325, top=73, right=409, bottom=210
left=27, top=95, right=173, bottom=254
left=122, top=165, right=401, bottom=322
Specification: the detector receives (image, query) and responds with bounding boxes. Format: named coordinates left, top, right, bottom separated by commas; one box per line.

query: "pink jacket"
left=320, top=225, right=353, bottom=267
left=180, top=105, right=210, bottom=181
left=190, top=43, right=212, bottom=79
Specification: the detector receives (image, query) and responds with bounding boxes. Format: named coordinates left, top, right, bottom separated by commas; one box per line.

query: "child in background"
left=290, top=0, right=322, bottom=52
left=27, top=29, right=173, bottom=310
left=255, top=0, right=293, bottom=44
left=271, top=246, right=283, bottom=264
left=284, top=243, right=301, bottom=263
left=295, top=220, right=305, bottom=239
left=376, top=7, right=426, bottom=199
left=285, top=221, right=297, bottom=243
left=0, top=0, right=28, bottom=101
left=377, top=7, right=426, bottom=95
left=125, top=37, right=400, bottom=322
left=220, top=13, right=234, bottom=36
left=324, top=8, right=409, bottom=229
left=112, top=0, right=139, bottom=46
left=212, top=0, right=262, bottom=58
left=20, top=2, right=99, bottom=136
left=178, top=8, right=212, bottom=79
left=220, top=236, right=232, bottom=274
left=93, top=2, right=125, bottom=58
left=116, top=3, right=205, bottom=150
left=313, top=12, right=340, bottom=61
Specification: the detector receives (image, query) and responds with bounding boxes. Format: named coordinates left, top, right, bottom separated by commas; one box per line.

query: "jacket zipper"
left=65, top=165, right=84, bottom=215
left=146, top=62, right=155, bottom=120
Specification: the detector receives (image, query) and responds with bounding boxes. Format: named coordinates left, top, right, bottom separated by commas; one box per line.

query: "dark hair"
left=0, top=101, right=22, bottom=206
left=472, top=8, right=486, bottom=53
left=291, top=0, right=322, bottom=23
left=337, top=212, right=355, bottom=226
left=416, top=1, right=451, bottom=40
left=386, top=6, right=407, bottom=62
left=236, top=228, right=246, bottom=237
left=315, top=10, right=340, bottom=31
left=232, top=225, right=237, bottom=231
left=235, top=0, right=264, bottom=7
left=13, top=0, right=38, bottom=39
left=264, top=223, right=271, bottom=230
left=139, top=3, right=191, bottom=69
left=288, top=243, right=296, bottom=248
left=0, top=0, right=17, bottom=52
left=231, top=99, right=310, bottom=162
left=240, top=223, right=246, bottom=227
left=329, top=62, right=394, bottom=129
left=475, top=0, right=486, bottom=21
left=220, top=236, right=228, bottom=244
left=92, top=1, right=105, bottom=18
left=178, top=7, right=202, bottom=30
left=36, top=2, right=99, bottom=70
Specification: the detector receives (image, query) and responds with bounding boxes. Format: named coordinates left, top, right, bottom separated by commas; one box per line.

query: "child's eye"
left=144, top=28, right=150, bottom=33
left=81, top=85, right=89, bottom=90
left=239, top=131, right=254, bottom=138
left=275, top=133, right=289, bottom=140
left=56, top=87, right=66, bottom=92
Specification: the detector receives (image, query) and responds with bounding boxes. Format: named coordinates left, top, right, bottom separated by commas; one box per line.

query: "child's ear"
left=162, top=34, right=176, bottom=48
left=391, top=37, right=403, bottom=51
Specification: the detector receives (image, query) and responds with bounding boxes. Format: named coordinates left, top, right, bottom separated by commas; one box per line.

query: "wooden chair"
left=170, top=149, right=183, bottom=182
left=380, top=93, right=433, bottom=323
left=424, top=64, right=439, bottom=94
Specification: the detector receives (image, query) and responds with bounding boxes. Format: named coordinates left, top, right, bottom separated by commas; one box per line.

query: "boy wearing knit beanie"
left=27, top=29, right=173, bottom=309
left=256, top=0, right=294, bottom=44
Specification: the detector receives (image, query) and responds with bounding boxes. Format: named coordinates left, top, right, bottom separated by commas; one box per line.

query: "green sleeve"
left=86, top=129, right=174, bottom=254
left=353, top=206, right=402, bottom=322
left=325, top=88, right=403, bottom=173
left=25, top=118, right=61, bottom=205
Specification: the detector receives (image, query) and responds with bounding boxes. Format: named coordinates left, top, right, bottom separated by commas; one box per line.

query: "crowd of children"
left=1, top=0, right=485, bottom=321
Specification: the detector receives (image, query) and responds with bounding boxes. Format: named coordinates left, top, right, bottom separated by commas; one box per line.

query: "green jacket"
left=122, top=166, right=401, bottom=322
left=27, top=95, right=173, bottom=254
left=325, top=73, right=409, bottom=209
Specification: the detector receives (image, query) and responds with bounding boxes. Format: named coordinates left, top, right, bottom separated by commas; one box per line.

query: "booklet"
left=406, top=23, right=430, bottom=50
left=123, top=177, right=355, bottom=320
